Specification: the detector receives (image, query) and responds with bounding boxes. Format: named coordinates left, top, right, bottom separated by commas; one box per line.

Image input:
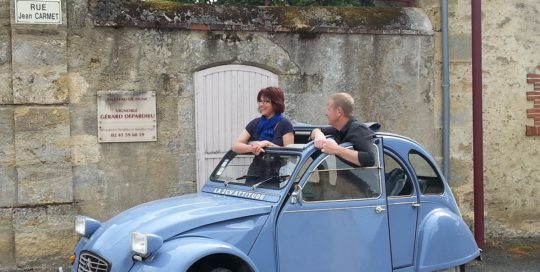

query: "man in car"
left=310, top=92, right=375, bottom=167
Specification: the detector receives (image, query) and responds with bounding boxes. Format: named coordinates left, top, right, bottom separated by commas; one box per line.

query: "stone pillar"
left=2, top=0, right=77, bottom=269
left=0, top=0, right=12, bottom=103
left=0, top=0, right=16, bottom=269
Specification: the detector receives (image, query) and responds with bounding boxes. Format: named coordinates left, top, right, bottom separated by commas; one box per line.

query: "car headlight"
left=75, top=215, right=101, bottom=238
left=131, top=232, right=163, bottom=258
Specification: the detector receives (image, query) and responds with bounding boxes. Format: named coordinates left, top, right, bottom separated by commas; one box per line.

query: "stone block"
left=0, top=166, right=17, bottom=207
left=11, top=34, right=68, bottom=104
left=0, top=108, right=14, bottom=159
left=97, top=144, right=179, bottom=214
left=71, top=135, right=100, bottom=166
left=76, top=200, right=110, bottom=222
left=178, top=97, right=194, bottom=129
left=17, top=164, right=72, bottom=204
left=0, top=35, right=10, bottom=65
left=178, top=153, right=196, bottom=183
left=237, top=34, right=299, bottom=75
left=12, top=70, right=69, bottom=105
left=0, top=0, right=10, bottom=27
left=0, top=208, right=15, bottom=268
left=73, top=164, right=105, bottom=202
left=14, top=107, right=72, bottom=205
left=0, top=72, right=12, bottom=104
left=0, top=108, right=16, bottom=207
left=14, top=205, right=78, bottom=267
left=449, top=33, right=472, bottom=62
left=0, top=31, right=12, bottom=103
left=69, top=95, right=97, bottom=136
left=67, top=0, right=88, bottom=31
left=14, top=107, right=71, bottom=165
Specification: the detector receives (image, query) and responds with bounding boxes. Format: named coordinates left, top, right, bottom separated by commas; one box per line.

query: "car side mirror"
left=291, top=184, right=303, bottom=205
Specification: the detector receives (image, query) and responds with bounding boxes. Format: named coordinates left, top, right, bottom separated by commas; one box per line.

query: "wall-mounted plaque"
left=15, top=0, right=62, bottom=24
left=97, top=91, right=157, bottom=143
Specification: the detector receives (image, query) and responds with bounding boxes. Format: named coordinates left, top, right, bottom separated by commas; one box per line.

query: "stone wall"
left=419, top=0, right=540, bottom=238
left=9, top=0, right=540, bottom=270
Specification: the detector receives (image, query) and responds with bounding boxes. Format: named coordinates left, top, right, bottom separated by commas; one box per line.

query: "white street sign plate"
left=15, top=0, right=62, bottom=24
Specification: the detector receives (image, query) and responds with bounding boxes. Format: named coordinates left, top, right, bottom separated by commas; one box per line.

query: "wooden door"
left=194, top=65, right=278, bottom=190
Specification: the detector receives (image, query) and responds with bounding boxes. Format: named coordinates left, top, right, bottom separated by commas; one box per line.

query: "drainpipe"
left=472, top=0, right=485, bottom=249
left=441, top=0, right=450, bottom=181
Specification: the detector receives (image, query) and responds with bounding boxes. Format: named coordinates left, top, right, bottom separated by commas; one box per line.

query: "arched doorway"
left=194, top=65, right=279, bottom=190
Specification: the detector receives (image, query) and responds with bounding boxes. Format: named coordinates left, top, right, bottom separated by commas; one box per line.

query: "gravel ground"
left=465, top=237, right=540, bottom=272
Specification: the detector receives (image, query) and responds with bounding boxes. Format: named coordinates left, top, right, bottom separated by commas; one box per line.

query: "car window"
left=302, top=147, right=381, bottom=202
left=293, top=151, right=321, bottom=184
left=408, top=150, right=444, bottom=195
left=210, top=151, right=300, bottom=189
left=383, top=153, right=414, bottom=197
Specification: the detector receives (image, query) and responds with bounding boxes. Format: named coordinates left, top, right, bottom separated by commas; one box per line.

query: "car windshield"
left=210, top=151, right=300, bottom=189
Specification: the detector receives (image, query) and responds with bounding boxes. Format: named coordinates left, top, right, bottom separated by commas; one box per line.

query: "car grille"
left=77, top=251, right=110, bottom=272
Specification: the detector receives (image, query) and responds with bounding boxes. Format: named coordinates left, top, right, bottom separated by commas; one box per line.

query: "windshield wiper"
left=224, top=175, right=260, bottom=186
left=251, top=175, right=290, bottom=190
left=235, top=175, right=260, bottom=180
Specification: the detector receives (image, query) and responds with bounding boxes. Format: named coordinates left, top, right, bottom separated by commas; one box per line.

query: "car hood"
left=79, top=192, right=272, bottom=261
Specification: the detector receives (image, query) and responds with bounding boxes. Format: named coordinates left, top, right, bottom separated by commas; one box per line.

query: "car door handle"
left=412, top=202, right=421, bottom=208
left=375, top=206, right=386, bottom=214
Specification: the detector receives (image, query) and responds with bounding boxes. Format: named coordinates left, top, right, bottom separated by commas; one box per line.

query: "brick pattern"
left=526, top=67, right=540, bottom=136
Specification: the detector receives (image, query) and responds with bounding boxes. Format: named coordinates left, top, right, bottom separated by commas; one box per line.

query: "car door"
left=276, top=141, right=392, bottom=272
left=383, top=150, right=419, bottom=269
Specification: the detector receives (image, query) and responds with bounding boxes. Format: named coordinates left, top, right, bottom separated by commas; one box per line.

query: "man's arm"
left=311, top=128, right=362, bottom=165
left=312, top=125, right=374, bottom=167
left=348, top=126, right=375, bottom=167
left=319, top=138, right=362, bottom=166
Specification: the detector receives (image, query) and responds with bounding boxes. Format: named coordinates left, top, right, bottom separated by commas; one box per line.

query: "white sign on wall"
left=97, top=91, right=157, bottom=143
left=15, top=0, right=62, bottom=24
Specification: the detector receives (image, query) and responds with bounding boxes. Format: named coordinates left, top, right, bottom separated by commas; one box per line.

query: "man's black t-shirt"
left=320, top=119, right=375, bottom=167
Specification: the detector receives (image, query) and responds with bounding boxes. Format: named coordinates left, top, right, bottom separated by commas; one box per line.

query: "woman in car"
left=232, top=86, right=294, bottom=154
left=232, top=87, right=294, bottom=184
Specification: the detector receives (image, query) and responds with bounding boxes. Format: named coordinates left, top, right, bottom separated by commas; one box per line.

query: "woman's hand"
left=250, top=141, right=274, bottom=155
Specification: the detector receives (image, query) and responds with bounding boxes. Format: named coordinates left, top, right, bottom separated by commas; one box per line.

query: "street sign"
left=15, top=0, right=62, bottom=24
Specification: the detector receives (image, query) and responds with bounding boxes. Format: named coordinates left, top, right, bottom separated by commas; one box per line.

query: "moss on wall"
left=95, top=1, right=428, bottom=35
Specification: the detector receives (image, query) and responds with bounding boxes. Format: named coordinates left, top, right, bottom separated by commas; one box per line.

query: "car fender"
left=129, top=236, right=259, bottom=272
left=415, top=207, right=480, bottom=272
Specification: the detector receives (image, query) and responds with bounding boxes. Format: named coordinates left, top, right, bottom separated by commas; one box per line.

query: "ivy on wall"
left=166, top=0, right=375, bottom=6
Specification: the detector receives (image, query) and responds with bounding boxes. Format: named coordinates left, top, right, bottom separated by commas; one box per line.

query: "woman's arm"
left=282, top=131, right=294, bottom=146
left=233, top=130, right=266, bottom=155
left=233, top=130, right=253, bottom=153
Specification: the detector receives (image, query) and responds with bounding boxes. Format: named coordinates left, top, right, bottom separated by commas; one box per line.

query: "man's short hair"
left=330, top=93, right=354, bottom=117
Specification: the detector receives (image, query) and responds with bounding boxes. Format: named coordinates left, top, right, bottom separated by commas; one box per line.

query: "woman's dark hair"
left=257, top=87, right=285, bottom=114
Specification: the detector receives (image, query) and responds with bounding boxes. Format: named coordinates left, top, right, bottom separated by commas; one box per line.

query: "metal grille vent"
left=77, top=252, right=109, bottom=272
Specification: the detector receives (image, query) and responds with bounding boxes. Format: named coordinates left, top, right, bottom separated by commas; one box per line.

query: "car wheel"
left=210, top=268, right=232, bottom=272
left=437, top=265, right=465, bottom=272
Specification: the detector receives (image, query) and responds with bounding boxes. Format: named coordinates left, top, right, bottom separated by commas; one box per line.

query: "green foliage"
left=166, top=0, right=374, bottom=7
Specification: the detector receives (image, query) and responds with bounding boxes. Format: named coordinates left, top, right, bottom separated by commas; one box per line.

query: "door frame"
left=193, top=64, right=279, bottom=190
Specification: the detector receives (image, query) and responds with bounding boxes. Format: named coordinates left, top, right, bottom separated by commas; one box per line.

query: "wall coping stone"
left=94, top=1, right=433, bottom=36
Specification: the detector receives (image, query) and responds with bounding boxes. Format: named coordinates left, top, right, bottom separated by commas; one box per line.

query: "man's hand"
left=321, top=138, right=340, bottom=155
left=312, top=128, right=327, bottom=149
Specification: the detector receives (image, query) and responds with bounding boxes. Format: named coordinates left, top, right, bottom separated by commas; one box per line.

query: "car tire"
left=210, top=268, right=232, bottom=272
left=437, top=265, right=465, bottom=272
